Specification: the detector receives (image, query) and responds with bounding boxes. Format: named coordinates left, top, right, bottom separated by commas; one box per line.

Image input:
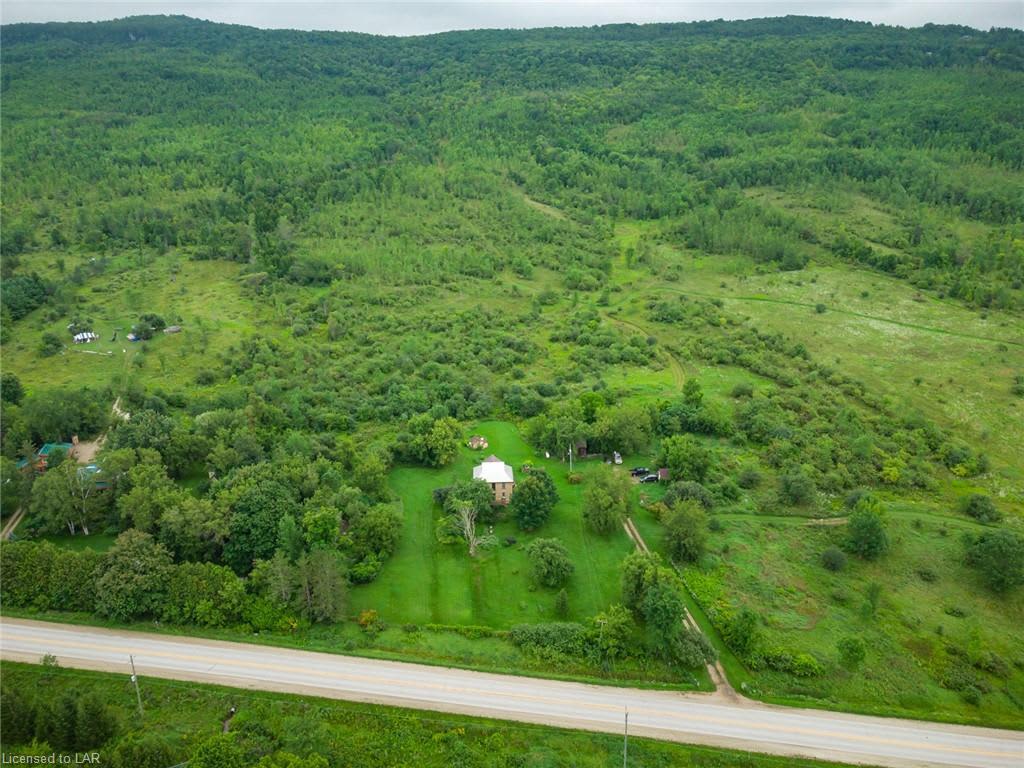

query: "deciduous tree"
left=590, top=603, right=634, bottom=662
left=400, top=414, right=460, bottom=467
left=582, top=467, right=631, bottom=535
left=621, top=550, right=662, bottom=615
left=302, top=506, right=341, bottom=550
left=845, top=495, right=889, bottom=560
left=510, top=468, right=558, bottom=531
left=116, top=461, right=184, bottom=532
left=350, top=505, right=402, bottom=559
left=527, top=538, right=574, bottom=587
left=659, top=435, right=712, bottom=482
left=959, top=493, right=1001, bottom=523
left=95, top=530, right=173, bottom=620
left=966, top=529, right=1024, bottom=593
left=157, top=497, right=228, bottom=562
left=220, top=470, right=301, bottom=574
left=663, top=500, right=707, bottom=563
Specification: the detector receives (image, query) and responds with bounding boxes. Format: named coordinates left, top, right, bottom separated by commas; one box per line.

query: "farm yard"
left=353, top=421, right=639, bottom=627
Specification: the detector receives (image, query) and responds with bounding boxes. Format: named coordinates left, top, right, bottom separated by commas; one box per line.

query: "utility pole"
left=622, top=707, right=629, bottom=768
left=568, top=443, right=573, bottom=473
left=129, top=655, right=144, bottom=720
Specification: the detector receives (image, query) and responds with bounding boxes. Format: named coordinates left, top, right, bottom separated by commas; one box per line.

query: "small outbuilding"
left=658, top=468, right=670, bottom=482
left=78, top=463, right=110, bottom=490
left=468, top=435, right=489, bottom=450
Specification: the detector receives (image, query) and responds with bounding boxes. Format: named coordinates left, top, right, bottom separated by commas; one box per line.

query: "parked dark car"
left=641, top=474, right=660, bottom=483
left=630, top=467, right=649, bottom=477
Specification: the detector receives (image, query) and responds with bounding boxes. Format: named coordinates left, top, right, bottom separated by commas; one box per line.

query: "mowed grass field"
left=351, top=420, right=640, bottom=628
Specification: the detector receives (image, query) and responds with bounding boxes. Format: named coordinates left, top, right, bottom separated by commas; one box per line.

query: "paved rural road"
left=2, top=619, right=1022, bottom=768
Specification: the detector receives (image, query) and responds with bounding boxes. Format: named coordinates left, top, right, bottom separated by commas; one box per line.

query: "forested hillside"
left=3, top=16, right=1022, bottom=296
left=1, top=15, right=1023, bottom=742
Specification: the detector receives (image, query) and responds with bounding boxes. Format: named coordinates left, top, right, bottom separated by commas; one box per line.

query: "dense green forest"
left=1, top=14, right=1023, bottom=736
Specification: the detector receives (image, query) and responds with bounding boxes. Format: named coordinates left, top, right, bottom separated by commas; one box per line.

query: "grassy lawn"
left=352, top=420, right=639, bottom=628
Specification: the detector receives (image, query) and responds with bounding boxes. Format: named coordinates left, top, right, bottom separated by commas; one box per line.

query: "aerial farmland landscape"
left=0, top=5, right=1022, bottom=767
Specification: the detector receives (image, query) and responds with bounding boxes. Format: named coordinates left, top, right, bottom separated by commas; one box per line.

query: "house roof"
left=38, top=443, right=74, bottom=456
left=17, top=442, right=74, bottom=469
left=473, top=455, right=514, bottom=484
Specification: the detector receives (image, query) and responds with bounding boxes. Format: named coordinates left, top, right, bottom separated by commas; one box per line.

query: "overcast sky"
left=1, top=1, right=1021, bottom=35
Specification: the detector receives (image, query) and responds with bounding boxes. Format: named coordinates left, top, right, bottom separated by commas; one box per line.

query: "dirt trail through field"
left=622, top=516, right=738, bottom=700
left=71, top=398, right=128, bottom=464
left=1, top=508, right=26, bottom=541
left=605, top=314, right=687, bottom=388
left=622, top=517, right=649, bottom=554
left=518, top=191, right=568, bottom=221
left=805, top=517, right=848, bottom=527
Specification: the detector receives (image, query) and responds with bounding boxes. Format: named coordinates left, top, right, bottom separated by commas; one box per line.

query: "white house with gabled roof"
left=473, top=454, right=515, bottom=504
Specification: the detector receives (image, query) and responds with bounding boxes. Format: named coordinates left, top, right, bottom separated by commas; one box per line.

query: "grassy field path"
left=623, top=516, right=740, bottom=698
left=657, top=287, right=1022, bottom=347
left=1, top=508, right=26, bottom=541
left=606, top=313, right=688, bottom=387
